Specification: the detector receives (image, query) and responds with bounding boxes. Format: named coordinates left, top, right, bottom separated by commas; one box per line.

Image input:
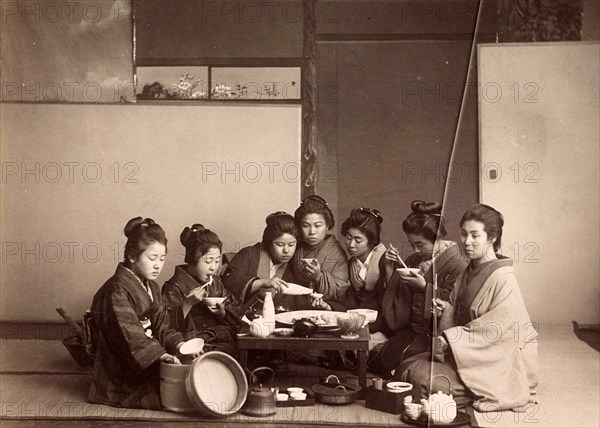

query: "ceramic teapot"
left=248, top=316, right=275, bottom=338
left=241, top=367, right=276, bottom=417
left=421, top=390, right=457, bottom=423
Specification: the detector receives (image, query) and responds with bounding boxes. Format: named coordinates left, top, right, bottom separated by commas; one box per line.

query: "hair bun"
left=180, top=223, right=205, bottom=246
left=372, top=209, right=383, bottom=224
left=411, top=200, right=442, bottom=215
left=190, top=223, right=205, bottom=233
left=124, top=216, right=144, bottom=238
left=265, top=211, right=291, bottom=225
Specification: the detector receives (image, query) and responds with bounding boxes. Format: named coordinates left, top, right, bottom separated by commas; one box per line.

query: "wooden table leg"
left=239, top=349, right=248, bottom=369
left=358, top=349, right=367, bottom=399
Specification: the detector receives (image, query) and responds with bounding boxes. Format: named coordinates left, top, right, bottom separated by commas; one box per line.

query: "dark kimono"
left=162, top=266, right=241, bottom=356
left=221, top=242, right=300, bottom=312
left=88, top=264, right=184, bottom=410
left=399, top=257, right=539, bottom=411
left=289, top=234, right=350, bottom=304
left=368, top=242, right=467, bottom=376
left=326, top=243, right=386, bottom=312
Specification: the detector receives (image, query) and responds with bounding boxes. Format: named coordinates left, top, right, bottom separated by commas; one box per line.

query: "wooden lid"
left=185, top=351, right=248, bottom=416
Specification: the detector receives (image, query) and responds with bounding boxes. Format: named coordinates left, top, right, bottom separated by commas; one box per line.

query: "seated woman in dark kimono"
left=289, top=195, right=350, bottom=307
left=162, top=225, right=241, bottom=356
left=368, top=201, right=467, bottom=377
left=88, top=217, right=185, bottom=410
left=222, top=212, right=298, bottom=313
left=399, top=204, right=538, bottom=411
left=312, top=207, right=386, bottom=311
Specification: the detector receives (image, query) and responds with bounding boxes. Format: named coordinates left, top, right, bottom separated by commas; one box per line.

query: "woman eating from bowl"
left=290, top=195, right=350, bottom=302
left=162, top=224, right=240, bottom=356
left=88, top=217, right=185, bottom=410
left=397, top=204, right=538, bottom=411
left=368, top=201, right=467, bottom=377
left=312, top=207, right=386, bottom=311
left=222, top=211, right=299, bottom=311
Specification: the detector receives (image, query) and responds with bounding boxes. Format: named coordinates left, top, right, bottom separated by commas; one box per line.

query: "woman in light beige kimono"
left=399, top=204, right=538, bottom=412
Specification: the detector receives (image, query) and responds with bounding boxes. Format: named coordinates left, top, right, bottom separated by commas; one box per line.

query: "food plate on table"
left=275, top=310, right=347, bottom=330
left=400, top=410, right=470, bottom=427
left=281, top=282, right=313, bottom=296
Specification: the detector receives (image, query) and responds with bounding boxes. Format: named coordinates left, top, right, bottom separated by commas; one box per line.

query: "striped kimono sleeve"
left=102, top=284, right=167, bottom=373
left=150, top=291, right=185, bottom=354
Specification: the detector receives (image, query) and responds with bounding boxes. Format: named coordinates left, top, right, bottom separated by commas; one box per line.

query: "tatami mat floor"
left=1, top=322, right=598, bottom=427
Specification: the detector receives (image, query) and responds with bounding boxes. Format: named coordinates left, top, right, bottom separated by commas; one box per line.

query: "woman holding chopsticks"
left=368, top=201, right=467, bottom=377
left=162, top=224, right=241, bottom=356
left=398, top=204, right=538, bottom=411
left=311, top=207, right=386, bottom=311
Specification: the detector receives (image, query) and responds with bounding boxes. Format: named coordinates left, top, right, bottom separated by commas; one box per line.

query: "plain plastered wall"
left=479, top=42, right=599, bottom=324
left=1, top=103, right=301, bottom=321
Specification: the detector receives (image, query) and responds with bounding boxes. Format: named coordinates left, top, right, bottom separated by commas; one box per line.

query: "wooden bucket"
left=160, top=362, right=196, bottom=413
left=185, top=351, right=248, bottom=417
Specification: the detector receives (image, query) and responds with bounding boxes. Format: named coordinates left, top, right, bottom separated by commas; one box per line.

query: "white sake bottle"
left=262, top=292, right=275, bottom=321
left=261, top=292, right=276, bottom=336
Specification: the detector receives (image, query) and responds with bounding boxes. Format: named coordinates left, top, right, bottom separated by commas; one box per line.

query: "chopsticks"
left=388, top=243, right=409, bottom=269
left=432, top=274, right=438, bottom=338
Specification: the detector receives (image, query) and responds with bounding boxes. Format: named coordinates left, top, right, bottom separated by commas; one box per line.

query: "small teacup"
left=290, top=392, right=307, bottom=400
left=405, top=403, right=423, bottom=420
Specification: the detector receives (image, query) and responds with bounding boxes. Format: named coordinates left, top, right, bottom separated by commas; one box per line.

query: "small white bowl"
left=276, top=393, right=289, bottom=401
left=396, top=268, right=420, bottom=276
left=179, top=338, right=204, bottom=355
left=290, top=392, right=307, bottom=400
left=287, top=387, right=303, bottom=394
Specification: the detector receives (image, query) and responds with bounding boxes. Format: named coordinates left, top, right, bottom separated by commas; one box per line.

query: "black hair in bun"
left=402, top=200, right=446, bottom=243
left=341, top=208, right=383, bottom=247
left=180, top=224, right=222, bottom=264
left=262, top=211, right=297, bottom=248
left=123, top=217, right=167, bottom=261
left=180, top=224, right=205, bottom=246
left=411, top=200, right=442, bottom=215
left=294, top=195, right=335, bottom=229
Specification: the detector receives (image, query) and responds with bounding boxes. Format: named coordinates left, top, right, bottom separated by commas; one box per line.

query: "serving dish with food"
left=274, top=310, right=347, bottom=329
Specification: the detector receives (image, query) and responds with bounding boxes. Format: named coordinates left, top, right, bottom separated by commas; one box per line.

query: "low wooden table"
left=237, top=327, right=369, bottom=396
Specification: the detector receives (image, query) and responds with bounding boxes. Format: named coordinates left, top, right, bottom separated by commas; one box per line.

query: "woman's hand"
left=160, top=353, right=182, bottom=365
left=207, top=302, right=227, bottom=318
left=311, top=297, right=331, bottom=311
left=432, top=298, right=448, bottom=317
left=254, top=278, right=289, bottom=295
left=398, top=271, right=426, bottom=291
left=437, top=299, right=455, bottom=331
left=185, top=286, right=207, bottom=306
left=432, top=336, right=448, bottom=363
left=301, top=259, right=322, bottom=282
left=385, top=246, right=402, bottom=265
left=433, top=298, right=455, bottom=331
